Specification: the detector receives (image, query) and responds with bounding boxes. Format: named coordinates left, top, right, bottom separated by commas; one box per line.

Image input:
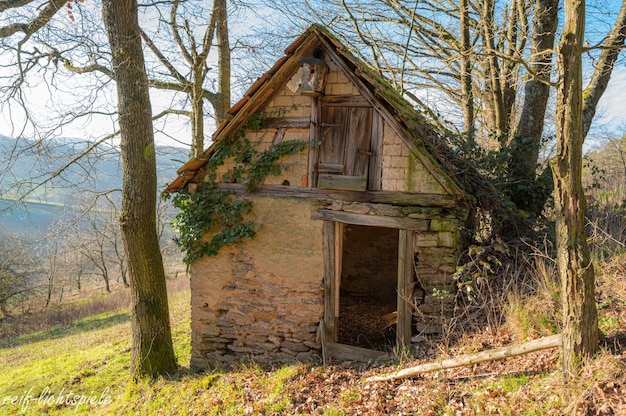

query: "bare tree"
left=102, top=0, right=177, bottom=378
left=552, top=0, right=598, bottom=378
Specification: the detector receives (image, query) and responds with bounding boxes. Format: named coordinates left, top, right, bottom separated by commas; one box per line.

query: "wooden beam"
left=365, top=334, right=563, bottom=382
left=318, top=174, right=368, bottom=191
left=263, top=117, right=311, bottom=129
left=321, top=95, right=371, bottom=107
left=217, top=184, right=459, bottom=208
left=311, top=210, right=429, bottom=231
left=326, top=342, right=389, bottom=362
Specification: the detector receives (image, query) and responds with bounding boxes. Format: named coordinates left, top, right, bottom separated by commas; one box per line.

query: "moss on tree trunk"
left=552, top=0, right=598, bottom=379
left=102, top=0, right=177, bottom=379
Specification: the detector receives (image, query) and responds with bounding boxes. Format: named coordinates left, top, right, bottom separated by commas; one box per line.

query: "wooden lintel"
left=311, top=209, right=429, bottom=231
left=216, top=184, right=459, bottom=208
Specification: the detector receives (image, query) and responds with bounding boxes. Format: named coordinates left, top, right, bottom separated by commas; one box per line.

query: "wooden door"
left=317, top=106, right=373, bottom=190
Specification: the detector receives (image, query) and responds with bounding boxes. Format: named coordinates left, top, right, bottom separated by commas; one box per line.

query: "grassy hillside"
left=1, top=258, right=625, bottom=415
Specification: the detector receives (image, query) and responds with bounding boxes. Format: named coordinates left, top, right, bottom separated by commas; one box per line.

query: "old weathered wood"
left=317, top=163, right=345, bottom=173
left=369, top=111, right=383, bottom=191
left=264, top=117, right=311, bottom=129
left=322, top=221, right=337, bottom=346
left=321, top=95, right=371, bottom=107
left=217, top=183, right=459, bottom=207
left=271, top=127, right=286, bottom=146
left=308, top=97, right=320, bottom=187
left=365, top=334, right=563, bottom=382
left=300, top=59, right=328, bottom=96
left=311, top=209, right=429, bottom=231
left=318, top=105, right=373, bottom=183
left=318, top=174, right=368, bottom=191
left=334, top=222, right=343, bottom=327
left=397, top=230, right=415, bottom=347
left=327, top=342, right=389, bottom=362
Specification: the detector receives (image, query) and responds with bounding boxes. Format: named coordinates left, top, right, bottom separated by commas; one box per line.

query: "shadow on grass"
left=0, top=311, right=130, bottom=349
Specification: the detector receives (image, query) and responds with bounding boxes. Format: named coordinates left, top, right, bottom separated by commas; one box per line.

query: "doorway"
left=337, top=224, right=399, bottom=350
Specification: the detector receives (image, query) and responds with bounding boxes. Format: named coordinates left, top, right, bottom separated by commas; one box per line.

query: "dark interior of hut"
left=337, top=224, right=399, bottom=351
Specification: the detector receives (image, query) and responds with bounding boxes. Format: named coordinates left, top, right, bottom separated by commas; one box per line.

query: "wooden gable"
left=165, top=25, right=467, bottom=203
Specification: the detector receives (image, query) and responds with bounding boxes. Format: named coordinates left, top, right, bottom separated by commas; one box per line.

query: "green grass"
left=0, top=289, right=191, bottom=415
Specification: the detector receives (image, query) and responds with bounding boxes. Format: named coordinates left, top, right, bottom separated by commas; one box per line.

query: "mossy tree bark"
left=507, top=0, right=558, bottom=217
left=552, top=0, right=598, bottom=379
left=102, top=0, right=177, bottom=379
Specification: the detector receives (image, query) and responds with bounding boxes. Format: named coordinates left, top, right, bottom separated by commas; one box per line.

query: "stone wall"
left=381, top=123, right=446, bottom=194
left=190, top=197, right=325, bottom=367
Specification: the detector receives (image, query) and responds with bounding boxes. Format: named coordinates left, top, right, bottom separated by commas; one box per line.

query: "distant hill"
left=0, top=135, right=189, bottom=204
left=0, top=135, right=190, bottom=240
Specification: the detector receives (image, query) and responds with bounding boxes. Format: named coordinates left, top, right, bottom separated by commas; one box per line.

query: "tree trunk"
left=459, top=0, right=475, bottom=140
left=102, top=0, right=177, bottom=379
left=481, top=0, right=506, bottom=138
left=508, top=0, right=558, bottom=216
left=216, top=0, right=230, bottom=123
left=552, top=0, right=598, bottom=379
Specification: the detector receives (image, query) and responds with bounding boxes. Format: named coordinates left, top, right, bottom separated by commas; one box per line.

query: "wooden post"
left=397, top=230, right=415, bottom=348
left=322, top=221, right=338, bottom=344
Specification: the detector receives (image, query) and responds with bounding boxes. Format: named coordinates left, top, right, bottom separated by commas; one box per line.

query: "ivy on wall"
left=166, top=109, right=310, bottom=265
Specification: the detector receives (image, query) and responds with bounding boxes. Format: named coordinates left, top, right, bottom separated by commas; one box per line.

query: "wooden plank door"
left=318, top=106, right=373, bottom=190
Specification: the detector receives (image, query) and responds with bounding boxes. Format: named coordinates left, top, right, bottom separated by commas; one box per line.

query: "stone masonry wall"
left=381, top=123, right=446, bottom=194
left=190, top=197, right=324, bottom=367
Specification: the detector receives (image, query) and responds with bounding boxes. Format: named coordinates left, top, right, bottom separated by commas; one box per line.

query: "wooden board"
left=326, top=342, right=389, bottom=362
left=311, top=209, right=429, bottom=231
left=318, top=174, right=367, bottom=191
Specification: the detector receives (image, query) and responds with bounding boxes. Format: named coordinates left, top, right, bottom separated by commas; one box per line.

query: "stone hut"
left=165, top=25, right=474, bottom=367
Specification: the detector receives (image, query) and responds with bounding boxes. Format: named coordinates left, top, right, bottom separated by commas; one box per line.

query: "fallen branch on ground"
left=365, top=333, right=562, bottom=382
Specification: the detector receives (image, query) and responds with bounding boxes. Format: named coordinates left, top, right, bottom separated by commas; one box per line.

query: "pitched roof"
left=164, top=25, right=478, bottom=202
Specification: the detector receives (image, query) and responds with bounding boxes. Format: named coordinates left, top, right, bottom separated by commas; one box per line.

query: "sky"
left=1, top=1, right=626, bottom=150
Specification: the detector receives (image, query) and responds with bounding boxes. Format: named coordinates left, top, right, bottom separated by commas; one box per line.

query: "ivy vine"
left=166, top=108, right=310, bottom=265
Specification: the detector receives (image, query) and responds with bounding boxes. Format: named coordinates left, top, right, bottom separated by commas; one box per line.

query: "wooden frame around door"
left=320, top=217, right=415, bottom=361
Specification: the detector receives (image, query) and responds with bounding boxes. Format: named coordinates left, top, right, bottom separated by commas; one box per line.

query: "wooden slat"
left=311, top=209, right=429, bottom=231
left=321, top=95, right=371, bottom=107
left=318, top=174, right=367, bottom=191
left=397, top=230, right=415, bottom=347
left=216, top=183, right=460, bottom=207
left=308, top=97, right=320, bottom=188
left=369, top=111, right=383, bottom=191
left=344, top=107, right=372, bottom=177
left=326, top=342, right=389, bottom=362
left=318, top=163, right=344, bottom=173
